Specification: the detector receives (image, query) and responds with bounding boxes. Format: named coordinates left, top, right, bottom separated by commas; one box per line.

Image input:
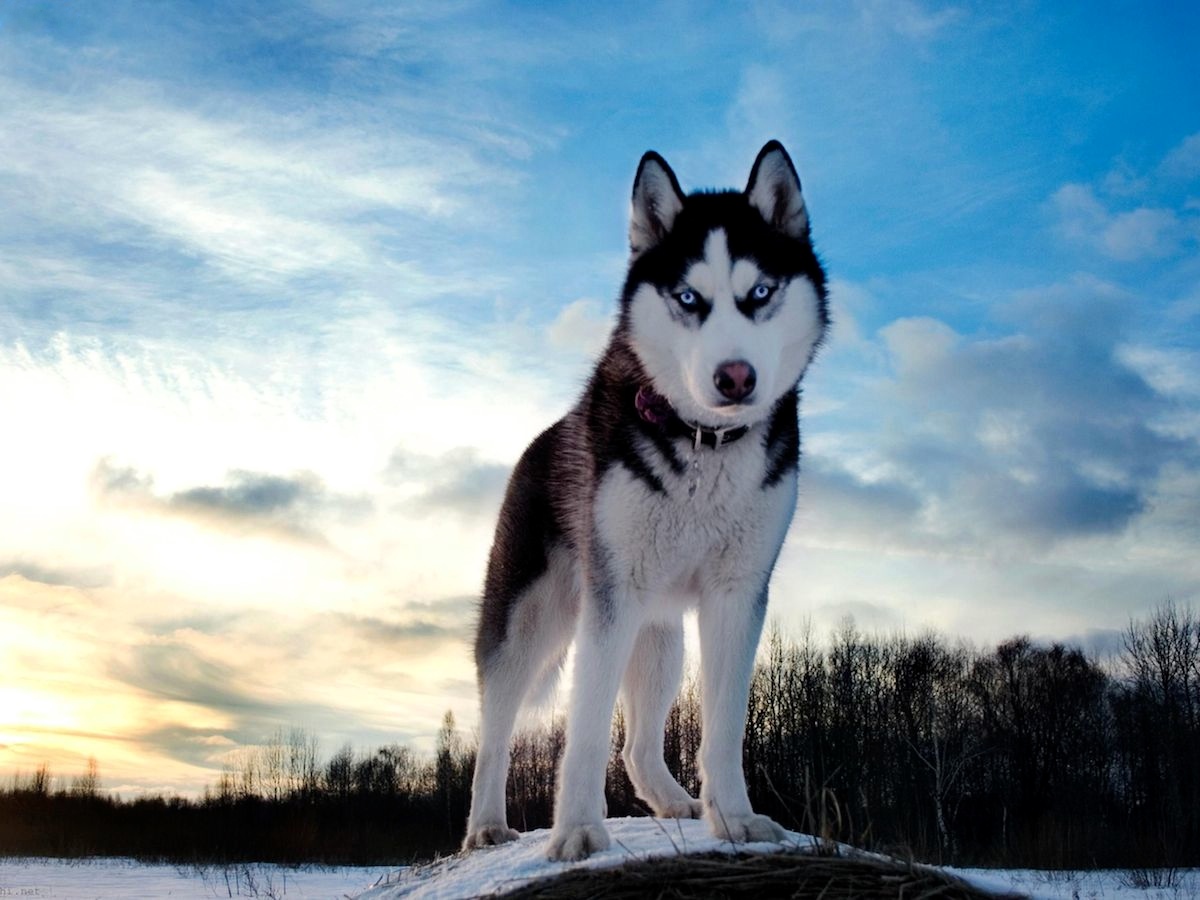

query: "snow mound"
left=355, top=816, right=819, bottom=899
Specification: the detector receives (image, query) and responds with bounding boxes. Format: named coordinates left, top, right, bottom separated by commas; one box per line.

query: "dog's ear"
left=630, top=151, right=685, bottom=256
left=745, top=140, right=808, bottom=239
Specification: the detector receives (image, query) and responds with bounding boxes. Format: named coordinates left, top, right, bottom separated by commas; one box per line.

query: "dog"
left=463, top=141, right=828, bottom=861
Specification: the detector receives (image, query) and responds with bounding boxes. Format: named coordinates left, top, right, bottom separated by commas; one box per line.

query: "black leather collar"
left=634, top=385, right=750, bottom=449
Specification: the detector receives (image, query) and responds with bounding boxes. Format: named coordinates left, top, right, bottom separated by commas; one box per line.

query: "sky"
left=1, top=0, right=1198, bottom=798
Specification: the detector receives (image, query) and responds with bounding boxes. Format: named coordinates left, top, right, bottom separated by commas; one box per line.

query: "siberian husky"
left=464, top=141, right=828, bottom=861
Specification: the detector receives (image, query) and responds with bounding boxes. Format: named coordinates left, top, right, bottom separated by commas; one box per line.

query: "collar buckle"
left=636, top=385, right=750, bottom=450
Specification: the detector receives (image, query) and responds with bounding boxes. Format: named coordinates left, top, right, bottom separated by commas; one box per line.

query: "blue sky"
left=1, top=0, right=1198, bottom=796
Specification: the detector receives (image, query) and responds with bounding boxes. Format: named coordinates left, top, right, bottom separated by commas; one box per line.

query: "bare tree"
left=70, top=757, right=101, bottom=798
left=30, top=763, right=52, bottom=796
left=895, top=637, right=983, bottom=863
left=1118, top=600, right=1200, bottom=860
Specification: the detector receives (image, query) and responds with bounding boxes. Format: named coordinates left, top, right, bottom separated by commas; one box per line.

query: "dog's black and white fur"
left=464, top=141, right=828, bottom=861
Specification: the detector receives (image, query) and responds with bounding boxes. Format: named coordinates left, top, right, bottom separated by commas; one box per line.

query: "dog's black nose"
left=714, top=360, right=757, bottom=402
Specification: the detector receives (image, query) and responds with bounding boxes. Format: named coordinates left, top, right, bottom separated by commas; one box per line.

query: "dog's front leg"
left=546, top=569, right=640, bottom=861
left=697, top=582, right=786, bottom=844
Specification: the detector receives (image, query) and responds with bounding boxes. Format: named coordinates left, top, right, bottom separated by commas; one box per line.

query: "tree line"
left=1, top=602, right=1196, bottom=867
left=503, top=601, right=1199, bottom=869
left=0, top=717, right=472, bottom=864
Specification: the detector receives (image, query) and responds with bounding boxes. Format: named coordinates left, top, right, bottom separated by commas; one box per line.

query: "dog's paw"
left=546, top=822, right=610, bottom=861
left=462, top=823, right=519, bottom=851
left=708, top=811, right=787, bottom=844
left=653, top=797, right=703, bottom=819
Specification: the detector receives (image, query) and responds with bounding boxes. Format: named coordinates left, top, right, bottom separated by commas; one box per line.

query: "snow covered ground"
left=949, top=866, right=1200, bottom=900
left=1, top=820, right=1196, bottom=899
left=353, top=817, right=1200, bottom=900
left=0, top=857, right=392, bottom=899
left=356, top=816, right=821, bottom=899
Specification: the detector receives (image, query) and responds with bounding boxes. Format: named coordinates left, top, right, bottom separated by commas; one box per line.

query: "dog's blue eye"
left=751, top=283, right=774, bottom=301
left=675, top=289, right=699, bottom=310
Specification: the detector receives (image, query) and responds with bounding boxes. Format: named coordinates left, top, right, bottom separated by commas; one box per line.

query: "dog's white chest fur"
left=593, top=435, right=794, bottom=605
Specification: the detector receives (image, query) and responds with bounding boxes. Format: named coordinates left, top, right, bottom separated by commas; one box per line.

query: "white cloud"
left=750, top=0, right=963, bottom=44
left=1101, top=206, right=1186, bottom=260
left=858, top=0, right=964, bottom=40
left=546, top=298, right=613, bottom=359
left=880, top=316, right=961, bottom=379
left=725, top=65, right=791, bottom=151
left=824, top=280, right=872, bottom=348
left=1050, top=183, right=1187, bottom=261
left=1117, top=344, right=1200, bottom=400
left=792, top=275, right=1200, bottom=578
left=126, top=168, right=367, bottom=279
left=1160, top=131, right=1200, bottom=180
left=1050, top=133, right=1200, bottom=262
left=0, top=73, right=516, bottom=291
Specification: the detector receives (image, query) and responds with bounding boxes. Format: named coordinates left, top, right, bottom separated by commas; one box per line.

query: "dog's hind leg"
left=464, top=655, right=525, bottom=849
left=464, top=556, right=578, bottom=850
left=620, top=620, right=702, bottom=819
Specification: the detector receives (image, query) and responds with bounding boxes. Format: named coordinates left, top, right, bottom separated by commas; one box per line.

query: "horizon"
left=1, top=603, right=1183, bottom=807
left=2, top=1, right=1198, bottom=798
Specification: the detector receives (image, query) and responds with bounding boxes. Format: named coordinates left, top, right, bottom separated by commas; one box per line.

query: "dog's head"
left=621, top=141, right=828, bottom=430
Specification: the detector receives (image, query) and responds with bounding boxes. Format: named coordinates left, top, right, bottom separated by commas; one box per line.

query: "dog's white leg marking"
left=547, top=584, right=641, bottom=861
left=620, top=620, right=702, bottom=819
left=697, top=585, right=786, bottom=844
left=465, top=561, right=579, bottom=850
left=463, top=671, right=524, bottom=849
